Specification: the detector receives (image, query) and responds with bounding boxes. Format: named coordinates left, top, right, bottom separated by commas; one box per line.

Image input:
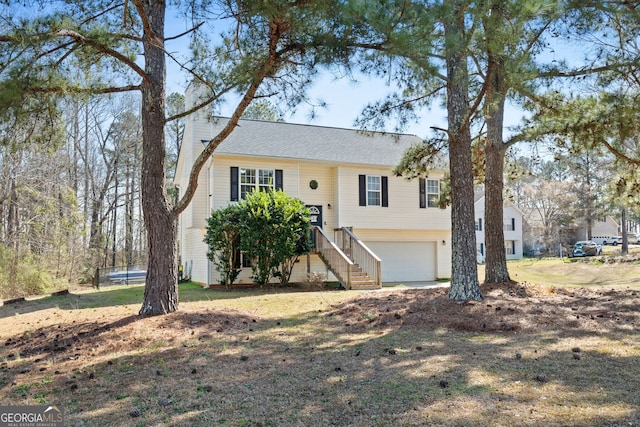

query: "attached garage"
left=364, top=241, right=437, bottom=282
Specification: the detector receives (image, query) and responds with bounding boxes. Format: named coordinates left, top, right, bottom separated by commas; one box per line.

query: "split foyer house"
left=175, top=90, right=452, bottom=288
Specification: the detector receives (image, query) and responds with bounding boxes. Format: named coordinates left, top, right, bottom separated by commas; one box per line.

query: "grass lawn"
left=1, top=259, right=639, bottom=426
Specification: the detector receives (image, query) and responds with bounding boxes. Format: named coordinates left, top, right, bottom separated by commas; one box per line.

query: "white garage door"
left=365, top=241, right=436, bottom=282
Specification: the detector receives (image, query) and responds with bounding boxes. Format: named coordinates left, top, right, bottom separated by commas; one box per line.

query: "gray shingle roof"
left=210, top=117, right=424, bottom=167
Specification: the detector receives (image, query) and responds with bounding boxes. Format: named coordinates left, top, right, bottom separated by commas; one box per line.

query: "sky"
left=163, top=7, right=529, bottom=144
left=163, top=9, right=449, bottom=141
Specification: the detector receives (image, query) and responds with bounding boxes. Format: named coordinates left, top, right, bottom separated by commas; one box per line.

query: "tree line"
left=1, top=1, right=639, bottom=312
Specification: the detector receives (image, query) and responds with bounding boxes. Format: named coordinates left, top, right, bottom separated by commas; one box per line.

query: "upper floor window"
left=240, top=168, right=274, bottom=199
left=475, top=218, right=483, bottom=231
left=367, top=176, right=381, bottom=206
left=419, top=178, right=441, bottom=208
left=504, top=217, right=516, bottom=231
left=359, top=175, right=388, bottom=207
left=427, top=179, right=439, bottom=208
left=230, top=167, right=283, bottom=201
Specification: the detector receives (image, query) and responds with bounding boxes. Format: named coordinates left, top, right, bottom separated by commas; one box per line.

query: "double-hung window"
left=258, top=169, right=274, bottom=192
left=427, top=179, right=439, bottom=208
left=241, top=168, right=274, bottom=198
left=367, top=176, right=381, bottom=206
left=419, top=178, right=441, bottom=208
left=504, top=218, right=515, bottom=231
left=358, top=175, right=388, bottom=207
left=506, top=240, right=515, bottom=255
left=231, top=167, right=283, bottom=201
left=239, top=168, right=257, bottom=199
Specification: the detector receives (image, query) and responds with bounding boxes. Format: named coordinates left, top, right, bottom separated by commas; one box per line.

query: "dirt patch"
left=1, top=282, right=639, bottom=426
left=327, top=281, right=640, bottom=334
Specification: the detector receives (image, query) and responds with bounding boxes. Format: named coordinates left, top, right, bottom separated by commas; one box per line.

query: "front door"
left=307, top=205, right=323, bottom=249
left=307, top=205, right=323, bottom=229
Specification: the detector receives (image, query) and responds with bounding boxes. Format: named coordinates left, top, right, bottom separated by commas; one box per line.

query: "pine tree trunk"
left=483, top=44, right=511, bottom=284
left=138, top=1, right=179, bottom=315
left=445, top=0, right=482, bottom=301
left=621, top=206, right=628, bottom=255
left=484, top=142, right=510, bottom=283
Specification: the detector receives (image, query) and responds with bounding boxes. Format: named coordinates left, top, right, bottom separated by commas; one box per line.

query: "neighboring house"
left=474, top=191, right=524, bottom=263
left=174, top=88, right=452, bottom=289
left=577, top=215, right=640, bottom=243
left=579, top=216, right=619, bottom=240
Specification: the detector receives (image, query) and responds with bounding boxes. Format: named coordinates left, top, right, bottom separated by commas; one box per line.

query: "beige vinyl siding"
left=337, top=166, right=450, bottom=231
left=205, top=253, right=335, bottom=286
left=181, top=227, right=209, bottom=285
left=186, top=168, right=210, bottom=229
left=263, top=254, right=337, bottom=284
left=175, top=116, right=214, bottom=230
left=298, top=164, right=338, bottom=231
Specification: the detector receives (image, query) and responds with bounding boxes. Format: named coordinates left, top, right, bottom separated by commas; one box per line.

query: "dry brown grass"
left=1, top=279, right=639, bottom=426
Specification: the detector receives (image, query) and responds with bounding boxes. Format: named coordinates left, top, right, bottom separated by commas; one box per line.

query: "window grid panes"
left=427, top=179, right=439, bottom=208
left=240, top=168, right=274, bottom=199
left=506, top=240, right=515, bottom=255
left=367, top=176, right=381, bottom=206
left=504, top=218, right=515, bottom=231
left=258, top=170, right=274, bottom=192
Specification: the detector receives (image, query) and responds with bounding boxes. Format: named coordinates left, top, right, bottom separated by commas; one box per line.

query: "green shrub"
left=204, top=204, right=243, bottom=288
left=239, top=190, right=311, bottom=286
left=0, top=247, right=65, bottom=299
left=204, top=190, right=311, bottom=287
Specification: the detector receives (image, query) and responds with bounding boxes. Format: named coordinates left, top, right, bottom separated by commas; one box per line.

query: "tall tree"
left=354, top=0, right=639, bottom=288
left=442, top=0, right=483, bottom=300
left=0, top=1, right=353, bottom=314
left=351, top=0, right=487, bottom=300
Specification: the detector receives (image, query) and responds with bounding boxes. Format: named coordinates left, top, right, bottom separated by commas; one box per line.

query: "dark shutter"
left=381, top=176, right=388, bottom=207
left=358, top=175, right=366, bottom=206
left=479, top=218, right=483, bottom=231
left=419, top=178, right=426, bottom=208
left=275, top=169, right=283, bottom=190
left=230, top=167, right=239, bottom=201
left=511, top=217, right=515, bottom=231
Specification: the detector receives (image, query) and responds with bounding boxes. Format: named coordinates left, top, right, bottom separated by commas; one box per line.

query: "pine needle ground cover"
left=1, top=261, right=639, bottom=426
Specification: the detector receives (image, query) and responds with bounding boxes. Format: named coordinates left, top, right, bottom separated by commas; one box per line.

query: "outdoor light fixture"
left=442, top=240, right=446, bottom=246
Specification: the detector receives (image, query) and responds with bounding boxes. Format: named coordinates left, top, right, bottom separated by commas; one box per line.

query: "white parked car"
left=606, top=236, right=623, bottom=246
